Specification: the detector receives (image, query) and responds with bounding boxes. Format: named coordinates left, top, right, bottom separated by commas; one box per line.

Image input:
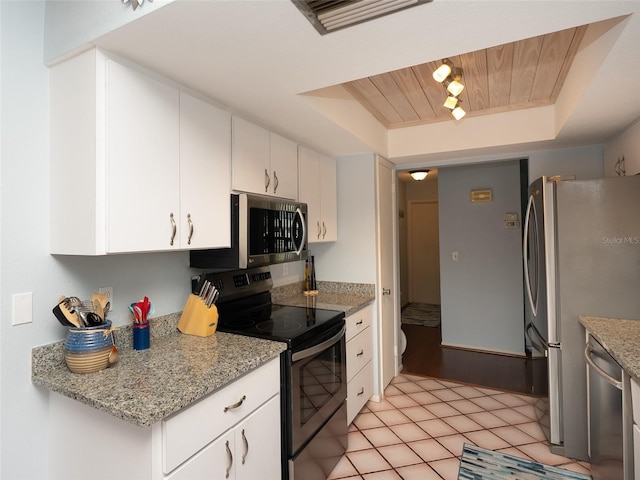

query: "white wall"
left=604, top=116, right=640, bottom=176
left=311, top=154, right=378, bottom=283
left=528, top=144, right=604, bottom=181
left=0, top=5, right=202, bottom=478
left=438, top=160, right=525, bottom=355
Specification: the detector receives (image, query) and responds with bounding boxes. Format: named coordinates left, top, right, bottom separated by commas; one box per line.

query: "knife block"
left=178, top=294, right=218, bottom=337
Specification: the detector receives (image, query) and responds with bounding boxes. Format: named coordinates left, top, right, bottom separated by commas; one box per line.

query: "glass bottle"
left=304, top=258, right=311, bottom=292
left=310, top=256, right=317, bottom=291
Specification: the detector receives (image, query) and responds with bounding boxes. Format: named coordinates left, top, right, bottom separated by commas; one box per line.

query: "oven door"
left=287, top=322, right=347, bottom=455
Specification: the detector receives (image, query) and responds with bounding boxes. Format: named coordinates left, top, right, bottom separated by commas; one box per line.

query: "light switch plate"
left=12, top=292, right=33, bottom=325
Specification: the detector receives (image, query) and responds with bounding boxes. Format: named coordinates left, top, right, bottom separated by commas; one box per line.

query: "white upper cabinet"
left=50, top=48, right=231, bottom=255
left=179, top=92, right=231, bottom=250
left=231, top=116, right=298, bottom=199
left=298, top=146, right=337, bottom=242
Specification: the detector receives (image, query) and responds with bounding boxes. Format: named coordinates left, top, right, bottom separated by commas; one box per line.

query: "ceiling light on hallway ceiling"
left=433, top=59, right=466, bottom=120
left=292, top=0, right=433, bottom=35
left=410, top=170, right=429, bottom=181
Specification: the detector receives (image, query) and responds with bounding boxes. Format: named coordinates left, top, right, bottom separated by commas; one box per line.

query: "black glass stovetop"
left=216, top=304, right=345, bottom=350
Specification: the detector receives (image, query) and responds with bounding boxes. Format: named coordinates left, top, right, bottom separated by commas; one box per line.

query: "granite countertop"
left=272, top=280, right=375, bottom=316
left=579, top=315, right=640, bottom=381
left=32, top=313, right=286, bottom=428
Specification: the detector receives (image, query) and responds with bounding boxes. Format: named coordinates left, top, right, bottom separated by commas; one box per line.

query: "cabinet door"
left=232, top=117, right=270, bottom=195
left=166, top=430, right=235, bottom=480
left=319, top=153, right=337, bottom=242
left=235, top=396, right=281, bottom=480
left=180, top=93, right=231, bottom=249
left=270, top=133, right=298, bottom=200
left=298, top=146, right=322, bottom=241
left=107, top=60, right=180, bottom=253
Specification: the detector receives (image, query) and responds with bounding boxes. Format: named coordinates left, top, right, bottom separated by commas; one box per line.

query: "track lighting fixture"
left=433, top=59, right=466, bottom=120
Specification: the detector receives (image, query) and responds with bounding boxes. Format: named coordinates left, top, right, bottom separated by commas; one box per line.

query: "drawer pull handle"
left=225, top=440, right=233, bottom=478
left=357, top=387, right=364, bottom=396
left=169, top=213, right=176, bottom=246
left=357, top=349, right=364, bottom=357
left=356, top=320, right=363, bottom=326
left=224, top=395, right=247, bottom=412
left=186, top=214, right=194, bottom=245
left=241, top=428, right=249, bottom=464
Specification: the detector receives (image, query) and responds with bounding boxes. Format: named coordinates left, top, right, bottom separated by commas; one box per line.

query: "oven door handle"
left=292, top=325, right=345, bottom=362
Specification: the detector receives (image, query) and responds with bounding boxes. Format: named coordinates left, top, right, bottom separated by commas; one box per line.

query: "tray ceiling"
left=342, top=25, right=587, bottom=128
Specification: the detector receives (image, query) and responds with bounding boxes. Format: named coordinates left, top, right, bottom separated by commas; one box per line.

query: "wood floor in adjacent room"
left=400, top=323, right=548, bottom=396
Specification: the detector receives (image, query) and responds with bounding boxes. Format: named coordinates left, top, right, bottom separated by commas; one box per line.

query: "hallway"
left=400, top=323, right=547, bottom=396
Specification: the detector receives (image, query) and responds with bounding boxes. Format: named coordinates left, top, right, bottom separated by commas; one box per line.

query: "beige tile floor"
left=328, top=373, right=592, bottom=480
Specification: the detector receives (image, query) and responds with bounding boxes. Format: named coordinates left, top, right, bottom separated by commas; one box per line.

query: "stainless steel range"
left=192, top=266, right=348, bottom=480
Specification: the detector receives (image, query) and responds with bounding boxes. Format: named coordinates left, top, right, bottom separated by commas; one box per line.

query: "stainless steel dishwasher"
left=586, top=334, right=630, bottom=480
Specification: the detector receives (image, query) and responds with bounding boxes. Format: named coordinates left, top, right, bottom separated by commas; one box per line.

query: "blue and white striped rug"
left=458, top=443, right=591, bottom=480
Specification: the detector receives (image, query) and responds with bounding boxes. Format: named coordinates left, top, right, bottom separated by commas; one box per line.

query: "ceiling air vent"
left=292, top=0, right=432, bottom=35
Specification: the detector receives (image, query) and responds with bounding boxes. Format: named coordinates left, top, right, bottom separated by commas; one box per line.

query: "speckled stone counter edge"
left=579, top=315, right=640, bottom=381
left=32, top=313, right=286, bottom=427
left=272, top=281, right=375, bottom=316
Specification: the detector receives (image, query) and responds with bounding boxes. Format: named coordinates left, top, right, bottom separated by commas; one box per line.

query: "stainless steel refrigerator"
left=523, top=175, right=640, bottom=462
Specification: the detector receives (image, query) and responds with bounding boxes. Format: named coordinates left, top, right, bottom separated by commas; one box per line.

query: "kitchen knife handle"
left=169, top=213, right=176, bottom=246
left=186, top=214, right=193, bottom=245
left=264, top=169, right=270, bottom=193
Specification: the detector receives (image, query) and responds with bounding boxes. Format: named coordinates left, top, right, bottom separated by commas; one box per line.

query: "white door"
left=409, top=201, right=440, bottom=304
left=376, top=155, right=398, bottom=391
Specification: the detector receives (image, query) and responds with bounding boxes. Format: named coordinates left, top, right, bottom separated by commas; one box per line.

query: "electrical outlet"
left=99, top=287, right=113, bottom=309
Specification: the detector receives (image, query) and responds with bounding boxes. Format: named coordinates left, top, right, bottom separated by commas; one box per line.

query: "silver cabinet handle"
left=264, top=169, right=270, bottom=193
left=357, top=387, right=364, bottom=396
left=322, top=221, right=327, bottom=238
left=224, top=395, right=246, bottom=412
left=382, top=288, right=391, bottom=295
left=356, top=320, right=363, bottom=326
left=273, top=170, right=279, bottom=194
left=357, top=349, right=364, bottom=357
left=241, top=428, right=249, bottom=465
left=169, top=213, right=176, bottom=246
left=186, top=214, right=193, bottom=245
left=584, top=344, right=622, bottom=389
left=317, top=221, right=321, bottom=240
left=225, top=440, right=233, bottom=478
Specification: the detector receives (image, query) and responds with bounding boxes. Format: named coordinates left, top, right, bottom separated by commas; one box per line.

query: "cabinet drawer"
left=346, top=304, right=373, bottom=342
left=163, top=358, right=279, bottom=474
left=346, top=327, right=372, bottom=382
left=347, top=362, right=373, bottom=425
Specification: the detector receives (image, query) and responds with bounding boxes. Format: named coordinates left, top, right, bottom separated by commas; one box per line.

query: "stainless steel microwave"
left=190, top=193, right=308, bottom=270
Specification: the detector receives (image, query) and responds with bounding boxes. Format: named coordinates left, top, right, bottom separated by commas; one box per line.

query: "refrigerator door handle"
left=584, top=344, right=622, bottom=390
left=526, top=322, right=548, bottom=355
left=523, top=194, right=538, bottom=316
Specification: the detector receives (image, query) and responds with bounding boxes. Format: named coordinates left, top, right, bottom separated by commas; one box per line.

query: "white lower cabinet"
left=167, top=396, right=280, bottom=480
left=631, top=377, right=640, bottom=479
left=345, top=304, right=374, bottom=424
left=48, top=358, right=281, bottom=480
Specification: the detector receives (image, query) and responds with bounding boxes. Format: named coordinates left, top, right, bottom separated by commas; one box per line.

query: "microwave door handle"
left=292, top=325, right=345, bottom=362
left=292, top=207, right=306, bottom=256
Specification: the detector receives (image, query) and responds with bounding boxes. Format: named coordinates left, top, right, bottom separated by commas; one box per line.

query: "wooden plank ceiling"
left=342, top=25, right=587, bottom=128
